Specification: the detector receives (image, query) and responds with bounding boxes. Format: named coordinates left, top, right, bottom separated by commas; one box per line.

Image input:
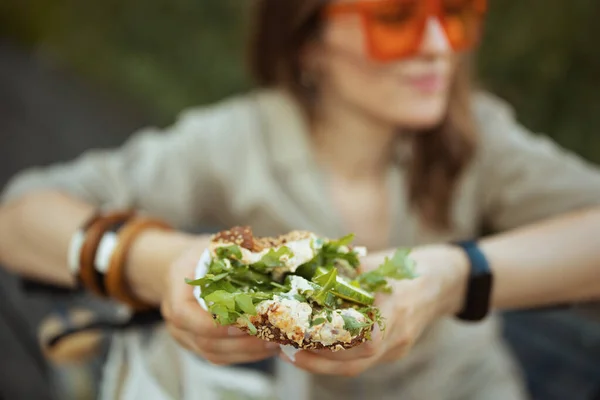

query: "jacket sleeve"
left=475, top=92, right=600, bottom=231
left=475, top=92, right=600, bottom=317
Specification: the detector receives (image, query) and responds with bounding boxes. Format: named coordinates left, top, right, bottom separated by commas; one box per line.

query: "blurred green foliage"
left=1, top=0, right=599, bottom=162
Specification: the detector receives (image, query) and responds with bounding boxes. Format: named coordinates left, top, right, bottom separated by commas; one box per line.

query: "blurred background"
left=0, top=0, right=599, bottom=399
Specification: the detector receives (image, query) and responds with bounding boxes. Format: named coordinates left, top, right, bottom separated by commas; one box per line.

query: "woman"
left=1, top=0, right=600, bottom=399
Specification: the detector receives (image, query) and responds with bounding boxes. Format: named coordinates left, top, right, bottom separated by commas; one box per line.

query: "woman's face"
left=309, top=0, right=460, bottom=130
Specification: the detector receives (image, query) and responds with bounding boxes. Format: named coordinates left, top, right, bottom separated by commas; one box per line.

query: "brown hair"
left=248, top=0, right=477, bottom=231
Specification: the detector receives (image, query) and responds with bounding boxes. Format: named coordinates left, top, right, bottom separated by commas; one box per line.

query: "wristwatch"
left=453, top=240, right=494, bottom=322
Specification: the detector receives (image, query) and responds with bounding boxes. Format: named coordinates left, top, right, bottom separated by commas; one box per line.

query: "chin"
left=403, top=112, right=446, bottom=129
left=386, top=103, right=448, bottom=130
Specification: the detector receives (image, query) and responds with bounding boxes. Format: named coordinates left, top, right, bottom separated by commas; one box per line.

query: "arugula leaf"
left=294, top=260, right=319, bottom=280
left=357, top=272, right=389, bottom=293
left=325, top=309, right=333, bottom=323
left=293, top=294, right=307, bottom=302
left=358, top=248, right=417, bottom=293
left=249, top=291, right=275, bottom=302
left=312, top=268, right=337, bottom=306
left=379, top=248, right=417, bottom=279
left=311, top=317, right=326, bottom=326
left=215, top=245, right=243, bottom=261
left=205, top=290, right=236, bottom=311
left=201, top=280, right=238, bottom=297
left=251, top=247, right=293, bottom=271
left=235, top=293, right=257, bottom=315
left=328, top=233, right=355, bottom=248
left=230, top=266, right=271, bottom=285
left=211, top=304, right=237, bottom=325
left=269, top=281, right=289, bottom=290
left=238, top=315, right=258, bottom=335
left=208, top=259, right=229, bottom=274
left=341, top=314, right=372, bottom=336
left=185, top=272, right=229, bottom=287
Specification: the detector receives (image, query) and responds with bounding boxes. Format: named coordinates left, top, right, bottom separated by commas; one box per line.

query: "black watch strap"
left=454, top=240, right=494, bottom=322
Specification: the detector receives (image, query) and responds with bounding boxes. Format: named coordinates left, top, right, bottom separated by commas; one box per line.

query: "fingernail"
left=228, top=327, right=245, bottom=337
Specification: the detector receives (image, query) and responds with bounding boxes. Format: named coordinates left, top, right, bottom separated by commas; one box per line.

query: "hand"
left=282, top=244, right=468, bottom=376
left=161, top=238, right=280, bottom=365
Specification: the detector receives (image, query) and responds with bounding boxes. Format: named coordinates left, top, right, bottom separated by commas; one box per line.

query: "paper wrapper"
left=194, top=249, right=300, bottom=362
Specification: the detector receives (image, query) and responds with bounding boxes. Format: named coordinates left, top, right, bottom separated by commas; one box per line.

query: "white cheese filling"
left=210, top=236, right=319, bottom=274
left=210, top=236, right=367, bottom=276
left=254, top=276, right=369, bottom=347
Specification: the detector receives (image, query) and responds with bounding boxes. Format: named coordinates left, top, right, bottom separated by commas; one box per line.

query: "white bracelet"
left=94, top=232, right=119, bottom=274
left=67, top=230, right=87, bottom=275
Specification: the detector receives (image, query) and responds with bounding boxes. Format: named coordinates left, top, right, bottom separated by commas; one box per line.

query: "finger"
left=285, top=351, right=369, bottom=377
left=166, top=323, right=199, bottom=353
left=203, top=348, right=280, bottom=366
left=306, top=324, right=383, bottom=361
left=380, top=346, right=409, bottom=363
left=163, top=298, right=230, bottom=338
left=195, top=335, right=280, bottom=355
left=165, top=261, right=232, bottom=337
left=306, top=343, right=377, bottom=361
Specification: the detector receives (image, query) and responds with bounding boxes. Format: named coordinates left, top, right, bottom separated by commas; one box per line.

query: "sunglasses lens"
left=440, top=0, right=486, bottom=50
left=364, top=0, right=424, bottom=60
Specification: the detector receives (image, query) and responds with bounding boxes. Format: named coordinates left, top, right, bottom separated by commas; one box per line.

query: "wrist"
left=126, top=229, right=198, bottom=305
left=409, top=244, right=469, bottom=317
left=441, top=245, right=470, bottom=315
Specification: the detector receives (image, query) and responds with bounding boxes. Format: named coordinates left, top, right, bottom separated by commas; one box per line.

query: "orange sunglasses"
left=324, top=0, right=487, bottom=62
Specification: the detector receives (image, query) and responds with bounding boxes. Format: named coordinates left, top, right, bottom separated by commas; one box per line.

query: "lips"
left=404, top=72, right=447, bottom=93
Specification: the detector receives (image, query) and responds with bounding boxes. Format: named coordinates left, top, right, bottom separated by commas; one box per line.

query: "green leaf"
left=379, top=248, right=417, bottom=280
left=208, top=259, right=230, bottom=274
left=230, top=266, right=271, bottom=285
left=215, top=245, right=243, bottom=261
left=251, top=247, right=293, bottom=271
left=325, top=309, right=333, bottom=323
left=201, top=279, right=238, bottom=297
left=204, top=290, right=236, bottom=311
left=211, top=304, right=237, bottom=326
left=235, top=293, right=257, bottom=315
left=311, top=317, right=326, bottom=326
left=328, top=233, right=355, bottom=248
left=312, top=267, right=337, bottom=306
left=357, top=248, right=416, bottom=293
left=185, top=277, right=203, bottom=286
left=341, top=314, right=372, bottom=336
left=248, top=291, right=275, bottom=302
left=294, top=261, right=319, bottom=280
left=185, top=272, right=229, bottom=287
left=293, top=294, right=307, bottom=302
left=270, top=281, right=289, bottom=290
left=238, top=314, right=258, bottom=335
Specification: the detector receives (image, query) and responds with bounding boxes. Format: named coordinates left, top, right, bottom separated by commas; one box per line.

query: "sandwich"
left=186, top=226, right=416, bottom=351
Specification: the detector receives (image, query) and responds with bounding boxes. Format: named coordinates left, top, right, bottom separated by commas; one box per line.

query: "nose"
left=418, top=17, right=451, bottom=55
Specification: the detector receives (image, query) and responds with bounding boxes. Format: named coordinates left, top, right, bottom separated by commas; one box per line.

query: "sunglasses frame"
left=323, top=0, right=487, bottom=62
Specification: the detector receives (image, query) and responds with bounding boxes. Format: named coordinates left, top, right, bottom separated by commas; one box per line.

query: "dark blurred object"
left=0, top=39, right=148, bottom=399
left=503, top=309, right=600, bottom=400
